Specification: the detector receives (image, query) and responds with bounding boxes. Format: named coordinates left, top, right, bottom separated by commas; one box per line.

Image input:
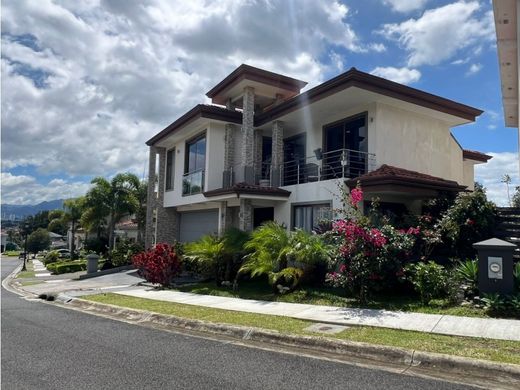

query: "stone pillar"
left=155, top=147, right=178, bottom=244
left=223, top=124, right=235, bottom=187
left=241, top=86, right=255, bottom=183
left=271, top=120, right=284, bottom=187
left=145, top=146, right=157, bottom=249
left=218, top=201, right=230, bottom=236
left=254, top=129, right=263, bottom=183
left=239, top=198, right=253, bottom=232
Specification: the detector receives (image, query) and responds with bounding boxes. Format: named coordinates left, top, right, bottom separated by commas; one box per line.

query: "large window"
left=293, top=203, right=332, bottom=232
left=183, top=134, right=206, bottom=195
left=165, top=148, right=175, bottom=191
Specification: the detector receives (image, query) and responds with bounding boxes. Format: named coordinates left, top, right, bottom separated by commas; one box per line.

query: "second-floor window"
left=165, top=148, right=175, bottom=191
left=183, top=133, right=206, bottom=195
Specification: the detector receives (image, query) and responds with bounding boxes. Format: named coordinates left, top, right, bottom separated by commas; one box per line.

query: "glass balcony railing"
left=182, top=169, right=204, bottom=196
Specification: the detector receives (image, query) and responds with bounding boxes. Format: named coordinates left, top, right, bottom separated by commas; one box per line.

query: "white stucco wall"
left=462, top=160, right=476, bottom=190
left=372, top=103, right=464, bottom=183
left=163, top=122, right=225, bottom=208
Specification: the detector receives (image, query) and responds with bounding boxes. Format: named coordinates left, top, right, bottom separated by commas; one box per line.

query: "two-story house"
left=144, top=64, right=490, bottom=246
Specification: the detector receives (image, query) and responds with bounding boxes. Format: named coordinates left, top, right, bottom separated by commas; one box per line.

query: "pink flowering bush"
left=325, top=187, right=416, bottom=302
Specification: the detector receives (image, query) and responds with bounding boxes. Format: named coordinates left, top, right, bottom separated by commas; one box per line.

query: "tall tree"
left=134, top=180, right=147, bottom=244
left=47, top=210, right=68, bottom=235
left=27, top=228, right=51, bottom=254
left=63, top=197, right=85, bottom=259
left=83, top=173, right=140, bottom=250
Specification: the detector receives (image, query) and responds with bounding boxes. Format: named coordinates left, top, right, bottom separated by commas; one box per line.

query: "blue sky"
left=1, top=0, right=518, bottom=205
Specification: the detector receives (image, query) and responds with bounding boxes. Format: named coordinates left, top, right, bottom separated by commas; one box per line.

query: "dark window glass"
left=185, top=135, right=206, bottom=173
left=166, top=149, right=175, bottom=190
left=293, top=203, right=331, bottom=232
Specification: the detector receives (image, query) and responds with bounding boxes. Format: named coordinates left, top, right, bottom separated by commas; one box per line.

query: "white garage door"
left=179, top=209, right=219, bottom=242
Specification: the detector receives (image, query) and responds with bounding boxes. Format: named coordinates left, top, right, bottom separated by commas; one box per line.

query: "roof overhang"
left=462, top=149, right=493, bottom=163
left=146, top=105, right=242, bottom=146
left=493, top=0, right=519, bottom=127
left=206, top=64, right=308, bottom=106
left=203, top=183, right=291, bottom=199
left=255, top=68, right=483, bottom=127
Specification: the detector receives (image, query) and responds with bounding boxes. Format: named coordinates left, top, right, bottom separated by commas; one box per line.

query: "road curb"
left=62, top=296, right=520, bottom=388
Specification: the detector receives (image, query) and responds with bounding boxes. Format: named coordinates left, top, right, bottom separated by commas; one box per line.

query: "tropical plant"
left=502, top=174, right=512, bottom=206
left=132, top=243, right=181, bottom=287
left=512, top=186, right=520, bottom=208
left=111, top=239, right=144, bottom=267
left=404, top=261, right=449, bottom=304
left=268, top=267, right=304, bottom=293
left=134, top=180, right=148, bottom=244
left=240, top=222, right=291, bottom=278
left=83, top=173, right=141, bottom=250
left=481, top=293, right=508, bottom=314
left=455, top=259, right=479, bottom=296
left=26, top=228, right=51, bottom=254
left=184, top=228, right=250, bottom=284
left=184, top=235, right=225, bottom=282
left=47, top=210, right=68, bottom=235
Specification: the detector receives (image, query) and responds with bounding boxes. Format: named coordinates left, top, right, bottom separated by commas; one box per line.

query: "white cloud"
left=370, top=66, right=421, bottom=84
left=382, top=0, right=429, bottom=13
left=368, top=43, right=387, bottom=53
left=379, top=1, right=494, bottom=66
left=475, top=152, right=520, bottom=206
left=1, top=172, right=36, bottom=187
left=466, top=63, right=482, bottom=76
left=1, top=0, right=373, bottom=194
left=0, top=173, right=91, bottom=204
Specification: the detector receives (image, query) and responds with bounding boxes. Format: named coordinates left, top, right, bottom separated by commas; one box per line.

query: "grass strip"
left=85, top=293, right=520, bottom=365
left=176, top=281, right=489, bottom=318
left=16, top=261, right=35, bottom=278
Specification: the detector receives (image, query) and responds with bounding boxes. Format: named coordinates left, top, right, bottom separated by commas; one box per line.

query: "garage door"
left=179, top=209, right=219, bottom=242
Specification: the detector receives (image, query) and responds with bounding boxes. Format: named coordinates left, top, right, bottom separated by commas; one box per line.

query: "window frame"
left=291, top=201, right=332, bottom=232
left=165, top=148, right=175, bottom=191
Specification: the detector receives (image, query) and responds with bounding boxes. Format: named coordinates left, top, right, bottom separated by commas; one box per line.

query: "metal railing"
left=277, top=148, right=376, bottom=186
left=182, top=169, right=205, bottom=196
left=222, top=149, right=376, bottom=188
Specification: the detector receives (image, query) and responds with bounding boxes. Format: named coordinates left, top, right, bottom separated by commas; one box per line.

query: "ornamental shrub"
left=132, top=243, right=181, bottom=287
left=325, top=187, right=416, bottom=303
left=43, top=250, right=60, bottom=265
left=111, top=239, right=144, bottom=267
left=404, top=261, right=449, bottom=304
left=437, top=184, right=496, bottom=259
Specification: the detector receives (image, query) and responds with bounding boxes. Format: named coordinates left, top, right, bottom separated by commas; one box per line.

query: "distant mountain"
left=1, top=199, right=64, bottom=220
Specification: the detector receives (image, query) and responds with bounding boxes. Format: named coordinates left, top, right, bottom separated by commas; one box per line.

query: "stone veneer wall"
left=239, top=198, right=253, bottom=231
left=241, top=86, right=255, bottom=183
left=271, top=120, right=284, bottom=187
left=145, top=146, right=157, bottom=249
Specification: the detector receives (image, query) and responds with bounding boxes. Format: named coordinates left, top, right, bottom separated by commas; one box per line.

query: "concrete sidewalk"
left=112, top=288, right=520, bottom=342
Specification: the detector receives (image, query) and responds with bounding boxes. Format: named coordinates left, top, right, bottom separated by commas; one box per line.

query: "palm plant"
left=184, top=235, right=225, bottom=282
left=83, top=173, right=140, bottom=250
left=455, top=259, right=478, bottom=295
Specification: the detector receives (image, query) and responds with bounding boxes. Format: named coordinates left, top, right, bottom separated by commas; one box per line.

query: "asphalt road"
left=1, top=257, right=476, bottom=390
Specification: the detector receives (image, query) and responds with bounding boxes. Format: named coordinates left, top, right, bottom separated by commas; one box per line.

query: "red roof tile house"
left=144, top=64, right=490, bottom=245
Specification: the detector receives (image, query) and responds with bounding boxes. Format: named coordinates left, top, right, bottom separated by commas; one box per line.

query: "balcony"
left=182, top=169, right=205, bottom=196
left=223, top=149, right=376, bottom=188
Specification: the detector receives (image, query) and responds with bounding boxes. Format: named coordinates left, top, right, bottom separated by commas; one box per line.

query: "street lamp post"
left=22, top=223, right=29, bottom=271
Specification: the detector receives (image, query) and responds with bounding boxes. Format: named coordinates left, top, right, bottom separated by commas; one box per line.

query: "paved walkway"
left=32, top=259, right=51, bottom=277
left=112, top=288, right=520, bottom=341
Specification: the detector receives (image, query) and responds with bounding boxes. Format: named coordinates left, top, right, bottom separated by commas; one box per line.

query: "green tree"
left=27, top=228, right=51, bottom=254
left=133, top=180, right=147, bottom=244
left=47, top=210, right=68, bottom=235
left=24, top=210, right=50, bottom=234
left=63, top=197, right=85, bottom=259
left=83, top=173, right=140, bottom=250
left=502, top=174, right=512, bottom=206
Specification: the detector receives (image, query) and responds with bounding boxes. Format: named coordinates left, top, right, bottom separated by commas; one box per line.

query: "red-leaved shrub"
left=132, top=243, right=181, bottom=287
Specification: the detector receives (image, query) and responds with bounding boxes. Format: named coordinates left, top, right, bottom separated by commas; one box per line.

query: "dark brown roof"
left=146, top=104, right=242, bottom=146
left=204, top=182, right=291, bottom=198
left=463, top=149, right=492, bottom=162
left=206, top=64, right=308, bottom=100
left=345, top=164, right=467, bottom=193
left=255, top=68, right=483, bottom=126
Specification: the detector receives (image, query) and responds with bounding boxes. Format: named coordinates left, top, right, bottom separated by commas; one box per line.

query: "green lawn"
left=16, top=260, right=35, bottom=278
left=85, top=293, right=520, bottom=365
left=3, top=251, right=21, bottom=257
left=175, top=279, right=488, bottom=318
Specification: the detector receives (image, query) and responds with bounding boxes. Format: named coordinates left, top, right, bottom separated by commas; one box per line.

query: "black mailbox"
left=473, top=238, right=517, bottom=295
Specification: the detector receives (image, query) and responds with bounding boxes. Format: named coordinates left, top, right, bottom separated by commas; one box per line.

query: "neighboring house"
left=49, top=232, right=67, bottom=249
left=145, top=64, right=490, bottom=245
left=114, top=219, right=139, bottom=243
left=493, top=0, right=519, bottom=174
